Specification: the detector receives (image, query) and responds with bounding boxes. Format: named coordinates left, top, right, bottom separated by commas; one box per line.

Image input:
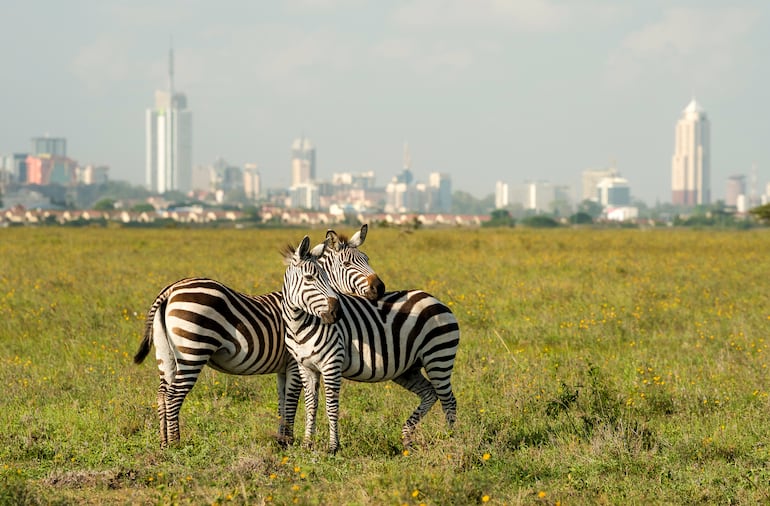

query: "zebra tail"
left=133, top=284, right=172, bottom=364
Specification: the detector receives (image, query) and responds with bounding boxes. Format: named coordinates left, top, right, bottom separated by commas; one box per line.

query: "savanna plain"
left=2, top=227, right=770, bottom=505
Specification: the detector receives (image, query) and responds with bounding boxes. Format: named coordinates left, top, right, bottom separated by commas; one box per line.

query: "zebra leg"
left=157, top=380, right=169, bottom=449
left=321, top=367, right=342, bottom=454
left=392, top=365, right=438, bottom=448
left=164, top=382, right=190, bottom=446
left=423, top=364, right=457, bottom=429
left=278, top=359, right=302, bottom=447
left=275, top=370, right=289, bottom=446
left=162, top=366, right=205, bottom=446
left=298, top=366, right=320, bottom=449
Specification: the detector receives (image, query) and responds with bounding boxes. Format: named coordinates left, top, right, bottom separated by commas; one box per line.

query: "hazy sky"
left=1, top=1, right=768, bottom=205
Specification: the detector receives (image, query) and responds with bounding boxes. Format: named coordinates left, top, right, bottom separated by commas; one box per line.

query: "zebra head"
left=323, top=224, right=386, bottom=302
left=282, top=235, right=340, bottom=325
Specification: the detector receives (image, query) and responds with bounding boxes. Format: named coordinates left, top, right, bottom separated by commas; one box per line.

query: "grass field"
left=1, top=226, right=770, bottom=505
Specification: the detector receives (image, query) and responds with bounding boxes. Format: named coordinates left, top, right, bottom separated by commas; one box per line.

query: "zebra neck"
left=281, top=302, right=317, bottom=336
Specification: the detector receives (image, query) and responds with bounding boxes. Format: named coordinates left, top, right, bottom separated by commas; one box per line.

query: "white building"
left=332, top=171, right=376, bottom=189
left=145, top=47, right=193, bottom=194
left=243, top=163, right=261, bottom=201
left=671, top=98, right=710, bottom=206
left=77, top=164, right=109, bottom=185
left=509, top=181, right=571, bottom=214
left=384, top=180, right=413, bottom=213
left=289, top=183, right=320, bottom=210
left=291, top=137, right=316, bottom=187
left=582, top=167, right=617, bottom=202
left=605, top=206, right=639, bottom=222
left=428, top=172, right=452, bottom=213
left=725, top=175, right=746, bottom=208
left=596, top=176, right=631, bottom=207
left=495, top=181, right=509, bottom=209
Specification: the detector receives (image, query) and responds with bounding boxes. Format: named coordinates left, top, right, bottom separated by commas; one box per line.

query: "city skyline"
left=1, top=1, right=768, bottom=205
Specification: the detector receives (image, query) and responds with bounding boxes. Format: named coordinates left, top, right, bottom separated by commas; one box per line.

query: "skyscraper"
left=671, top=98, right=710, bottom=206
left=290, top=137, right=315, bottom=187
left=146, top=46, right=193, bottom=194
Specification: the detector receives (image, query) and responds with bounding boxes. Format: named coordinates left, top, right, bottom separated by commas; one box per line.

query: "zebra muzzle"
left=321, top=297, right=340, bottom=324
left=366, top=274, right=386, bottom=301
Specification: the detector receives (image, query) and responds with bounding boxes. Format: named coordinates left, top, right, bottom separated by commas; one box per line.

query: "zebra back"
left=159, top=277, right=287, bottom=375
left=291, top=289, right=459, bottom=382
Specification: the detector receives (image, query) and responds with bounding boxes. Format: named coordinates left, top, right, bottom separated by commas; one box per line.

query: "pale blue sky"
left=1, top=0, right=767, bottom=205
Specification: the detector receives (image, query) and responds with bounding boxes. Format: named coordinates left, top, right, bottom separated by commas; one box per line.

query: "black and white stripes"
left=133, top=224, right=383, bottom=449
left=133, top=277, right=298, bottom=448
left=281, top=237, right=460, bottom=453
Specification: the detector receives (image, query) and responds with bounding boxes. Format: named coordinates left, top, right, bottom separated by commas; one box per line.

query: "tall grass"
left=1, top=227, right=770, bottom=504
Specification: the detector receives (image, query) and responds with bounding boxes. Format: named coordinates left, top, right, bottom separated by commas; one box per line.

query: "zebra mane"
left=281, top=244, right=296, bottom=265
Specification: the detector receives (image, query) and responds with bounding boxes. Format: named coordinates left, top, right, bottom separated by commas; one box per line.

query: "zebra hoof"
left=276, top=435, right=294, bottom=448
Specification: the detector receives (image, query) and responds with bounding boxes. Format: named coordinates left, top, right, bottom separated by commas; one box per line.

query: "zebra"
left=281, top=235, right=460, bottom=454
left=324, top=224, right=384, bottom=301
left=133, top=224, right=384, bottom=448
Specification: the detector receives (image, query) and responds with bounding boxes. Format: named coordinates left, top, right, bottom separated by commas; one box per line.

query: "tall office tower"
left=290, top=137, right=315, bottom=187
left=671, top=98, right=710, bottom=206
left=145, top=46, right=193, bottom=194
left=31, top=136, right=67, bottom=156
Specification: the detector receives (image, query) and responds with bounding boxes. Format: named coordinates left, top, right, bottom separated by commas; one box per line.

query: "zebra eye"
left=343, top=260, right=352, bottom=267
left=303, top=274, right=314, bottom=282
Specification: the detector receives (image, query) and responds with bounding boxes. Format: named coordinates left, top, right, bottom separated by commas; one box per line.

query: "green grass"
left=2, top=227, right=770, bottom=504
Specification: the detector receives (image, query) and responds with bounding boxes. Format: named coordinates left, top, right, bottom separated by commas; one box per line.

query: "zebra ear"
left=326, top=229, right=342, bottom=251
left=296, top=236, right=311, bottom=260
left=348, top=223, right=368, bottom=248
left=310, top=240, right=327, bottom=259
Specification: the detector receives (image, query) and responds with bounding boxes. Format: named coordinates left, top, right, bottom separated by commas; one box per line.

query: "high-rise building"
left=671, top=98, right=710, bottom=206
left=145, top=46, right=193, bottom=194
left=291, top=137, right=315, bottom=187
left=31, top=136, right=66, bottom=157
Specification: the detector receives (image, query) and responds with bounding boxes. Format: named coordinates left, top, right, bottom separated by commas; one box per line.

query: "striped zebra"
left=133, top=224, right=383, bottom=448
left=282, top=235, right=459, bottom=454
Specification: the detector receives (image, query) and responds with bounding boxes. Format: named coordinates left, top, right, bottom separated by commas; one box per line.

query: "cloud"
left=372, top=38, right=480, bottom=75
left=605, top=6, right=760, bottom=91
left=284, top=0, right=365, bottom=10
left=70, top=38, right=146, bottom=93
left=391, top=0, right=626, bottom=32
